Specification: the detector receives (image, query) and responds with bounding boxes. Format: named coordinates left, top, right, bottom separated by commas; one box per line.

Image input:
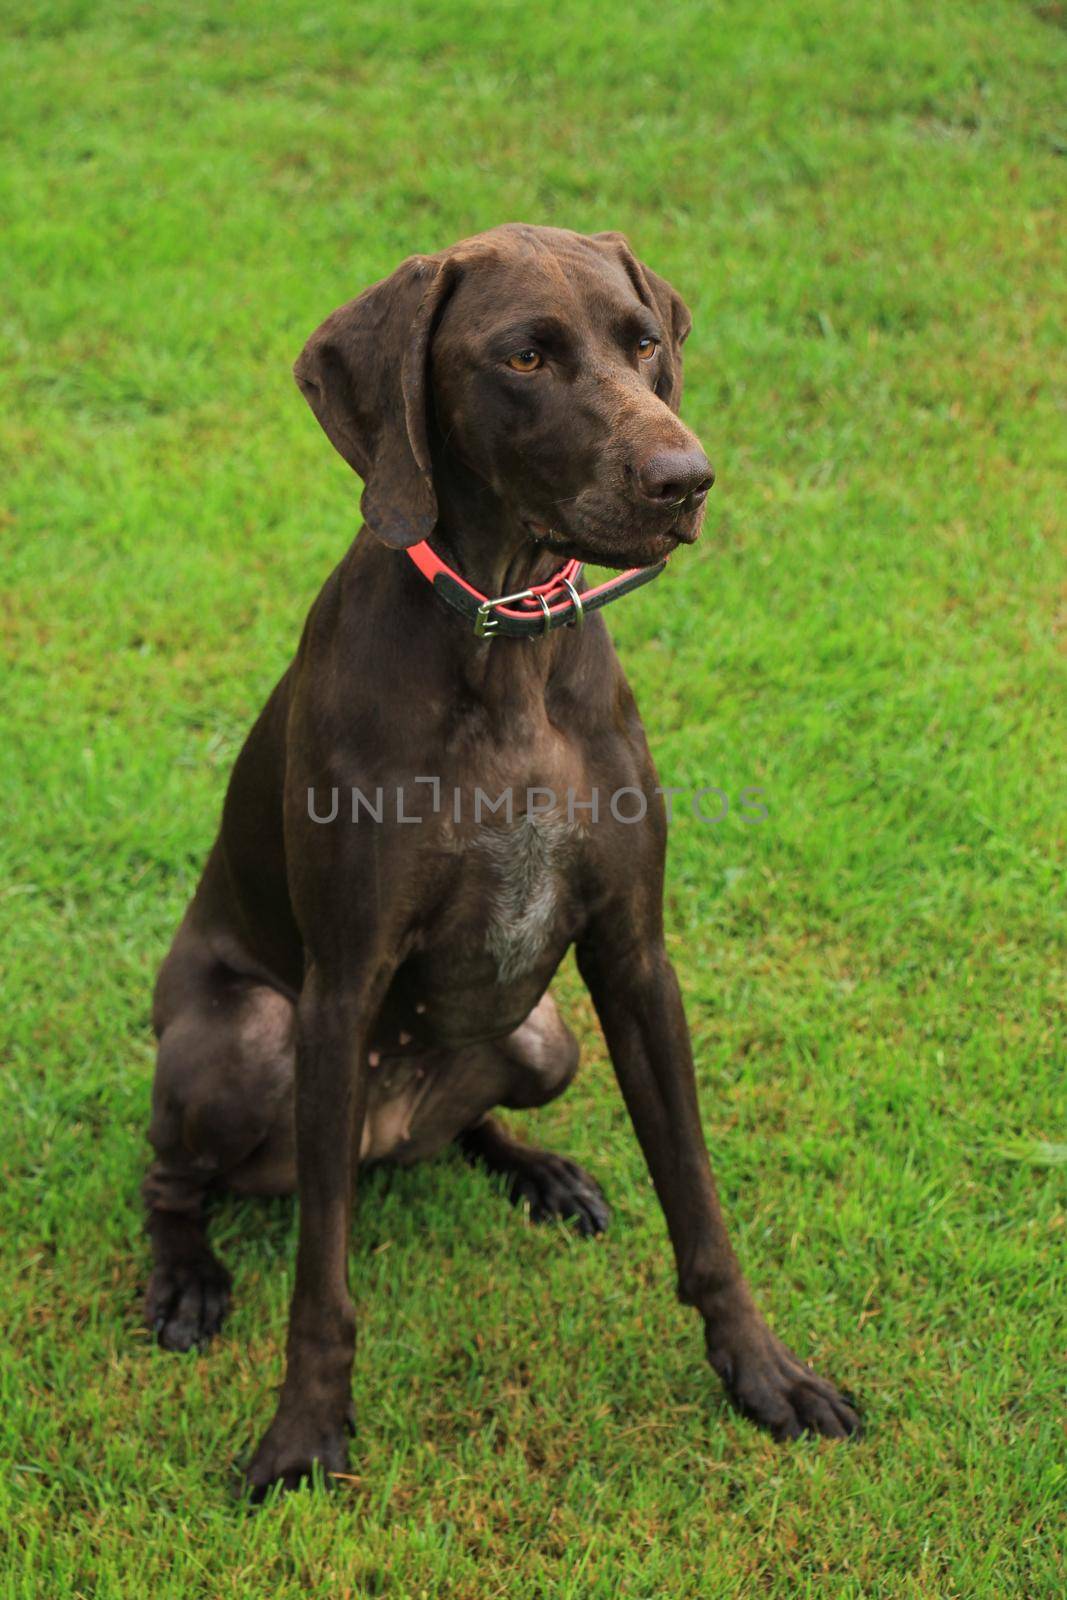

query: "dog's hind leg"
left=143, top=934, right=295, bottom=1351
left=457, top=993, right=610, bottom=1237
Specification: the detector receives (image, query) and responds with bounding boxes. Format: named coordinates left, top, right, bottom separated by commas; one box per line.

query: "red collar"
left=405, top=538, right=668, bottom=639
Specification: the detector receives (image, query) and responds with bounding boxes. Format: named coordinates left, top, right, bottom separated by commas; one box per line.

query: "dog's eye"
left=507, top=349, right=543, bottom=372
left=637, top=337, right=659, bottom=362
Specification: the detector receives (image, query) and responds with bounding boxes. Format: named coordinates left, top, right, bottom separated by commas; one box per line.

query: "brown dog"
left=142, top=224, right=858, bottom=1496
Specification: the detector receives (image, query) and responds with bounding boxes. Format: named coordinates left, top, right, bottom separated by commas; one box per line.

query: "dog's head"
left=294, top=224, right=713, bottom=570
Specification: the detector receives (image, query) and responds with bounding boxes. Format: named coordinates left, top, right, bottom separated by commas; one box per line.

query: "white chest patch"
left=474, top=813, right=578, bottom=982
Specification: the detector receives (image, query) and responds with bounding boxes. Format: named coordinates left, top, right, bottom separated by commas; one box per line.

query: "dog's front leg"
left=578, top=926, right=859, bottom=1442
left=245, top=961, right=383, bottom=1498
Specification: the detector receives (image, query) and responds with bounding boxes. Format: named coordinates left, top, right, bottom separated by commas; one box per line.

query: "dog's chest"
left=470, top=813, right=579, bottom=982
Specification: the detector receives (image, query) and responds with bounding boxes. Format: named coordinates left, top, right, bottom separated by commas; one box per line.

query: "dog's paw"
left=510, top=1152, right=610, bottom=1237
left=707, top=1323, right=860, bottom=1442
left=244, top=1404, right=355, bottom=1502
left=146, top=1252, right=231, bottom=1352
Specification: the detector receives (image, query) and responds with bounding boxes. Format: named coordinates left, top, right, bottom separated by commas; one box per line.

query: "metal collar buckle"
left=473, top=578, right=584, bottom=639
left=473, top=582, right=537, bottom=637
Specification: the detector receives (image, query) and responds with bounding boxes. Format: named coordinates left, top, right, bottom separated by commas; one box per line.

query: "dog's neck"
left=350, top=519, right=579, bottom=724
left=388, top=475, right=579, bottom=709
left=426, top=525, right=574, bottom=711
left=428, top=511, right=566, bottom=604
left=423, top=443, right=571, bottom=600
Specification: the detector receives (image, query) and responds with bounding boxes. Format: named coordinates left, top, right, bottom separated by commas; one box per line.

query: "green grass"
left=2, top=1, right=1065, bottom=1594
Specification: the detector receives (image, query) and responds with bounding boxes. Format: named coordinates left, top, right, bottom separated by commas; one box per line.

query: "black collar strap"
left=404, top=539, right=668, bottom=639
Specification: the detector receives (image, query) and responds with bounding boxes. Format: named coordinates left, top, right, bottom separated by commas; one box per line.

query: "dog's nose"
left=634, top=447, right=715, bottom=507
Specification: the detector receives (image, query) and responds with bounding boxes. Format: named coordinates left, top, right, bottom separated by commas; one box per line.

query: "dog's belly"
left=360, top=1054, right=436, bottom=1164
left=361, top=986, right=574, bottom=1166
left=382, top=959, right=564, bottom=1054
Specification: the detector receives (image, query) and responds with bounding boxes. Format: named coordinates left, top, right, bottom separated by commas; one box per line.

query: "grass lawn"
left=1, top=1, right=1065, bottom=1594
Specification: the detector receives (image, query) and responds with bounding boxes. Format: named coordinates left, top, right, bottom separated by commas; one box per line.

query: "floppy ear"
left=591, top=231, right=693, bottom=412
left=293, top=255, right=457, bottom=547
